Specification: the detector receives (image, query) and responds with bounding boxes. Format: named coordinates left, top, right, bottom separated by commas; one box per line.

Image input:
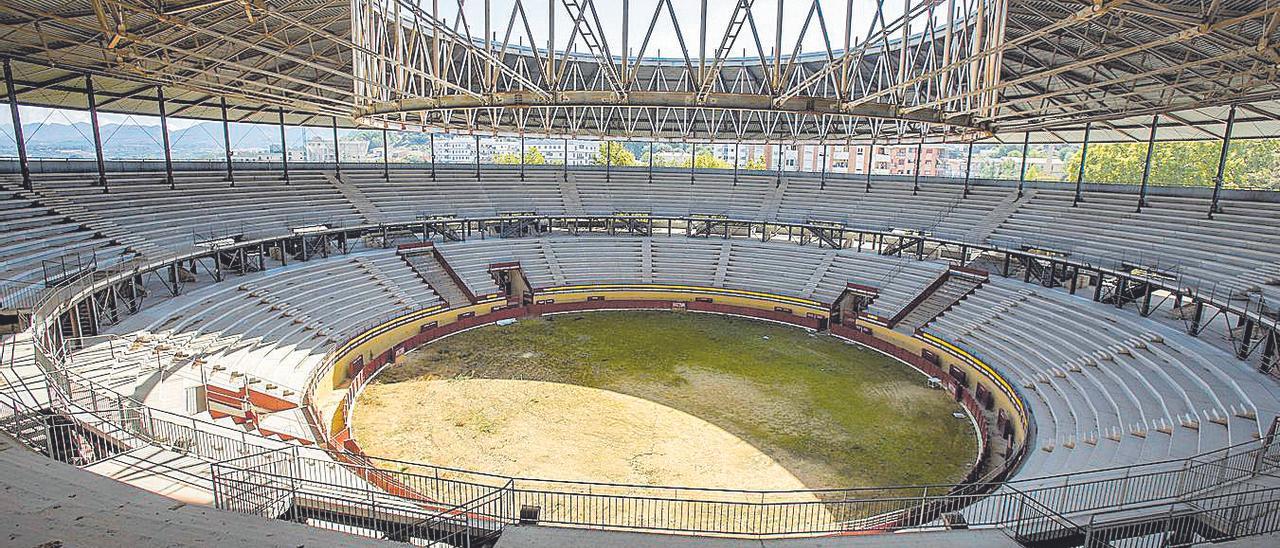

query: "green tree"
left=594, top=142, right=639, bottom=166
left=491, top=146, right=548, bottom=165
left=524, top=146, right=547, bottom=165
left=692, top=152, right=731, bottom=169
left=1061, top=140, right=1280, bottom=189
left=743, top=155, right=768, bottom=171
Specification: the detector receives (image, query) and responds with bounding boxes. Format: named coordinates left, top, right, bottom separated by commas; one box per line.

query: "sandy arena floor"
left=352, top=377, right=811, bottom=491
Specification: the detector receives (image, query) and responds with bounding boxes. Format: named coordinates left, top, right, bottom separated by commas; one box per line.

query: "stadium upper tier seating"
left=3, top=167, right=1276, bottom=314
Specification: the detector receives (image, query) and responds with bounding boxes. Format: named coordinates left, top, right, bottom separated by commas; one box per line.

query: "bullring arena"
left=2, top=1, right=1280, bottom=547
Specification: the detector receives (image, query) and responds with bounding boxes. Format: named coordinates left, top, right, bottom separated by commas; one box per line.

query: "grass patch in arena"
left=353, top=311, right=977, bottom=490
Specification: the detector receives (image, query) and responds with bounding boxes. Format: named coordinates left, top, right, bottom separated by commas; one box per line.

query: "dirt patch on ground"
left=354, top=378, right=811, bottom=491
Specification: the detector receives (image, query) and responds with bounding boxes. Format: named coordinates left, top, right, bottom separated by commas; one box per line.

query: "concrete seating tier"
left=3, top=168, right=1275, bottom=330
left=28, top=170, right=364, bottom=252
left=926, top=277, right=1280, bottom=479
left=436, top=235, right=944, bottom=319
left=46, top=231, right=1277, bottom=497
left=988, top=188, right=1280, bottom=306
left=70, top=250, right=444, bottom=401
left=0, top=179, right=122, bottom=306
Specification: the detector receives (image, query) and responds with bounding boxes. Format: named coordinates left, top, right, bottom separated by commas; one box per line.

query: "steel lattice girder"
left=0, top=0, right=1278, bottom=142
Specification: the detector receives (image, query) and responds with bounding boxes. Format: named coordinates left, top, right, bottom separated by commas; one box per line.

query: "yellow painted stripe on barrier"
left=539, top=284, right=826, bottom=310
left=919, top=332, right=1026, bottom=417
left=332, top=304, right=449, bottom=359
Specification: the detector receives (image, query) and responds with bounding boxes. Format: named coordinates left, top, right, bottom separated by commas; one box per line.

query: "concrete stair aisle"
left=895, top=274, right=986, bottom=333
left=539, top=239, right=568, bottom=286
left=962, top=188, right=1037, bottom=244
left=323, top=171, right=382, bottom=224
left=641, top=238, right=654, bottom=283
left=560, top=173, right=586, bottom=216
left=402, top=251, right=472, bottom=307
left=712, top=241, right=732, bottom=287
left=760, top=177, right=788, bottom=222
left=801, top=250, right=836, bottom=300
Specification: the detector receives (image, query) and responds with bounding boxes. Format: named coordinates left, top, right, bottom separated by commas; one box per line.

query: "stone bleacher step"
left=402, top=250, right=472, bottom=306
left=640, top=238, right=654, bottom=284
left=800, top=250, right=835, bottom=299
left=322, top=171, right=382, bottom=223
left=760, top=177, right=788, bottom=222
left=539, top=239, right=568, bottom=286
left=712, top=240, right=732, bottom=287
left=559, top=174, right=586, bottom=215
left=963, top=188, right=1038, bottom=244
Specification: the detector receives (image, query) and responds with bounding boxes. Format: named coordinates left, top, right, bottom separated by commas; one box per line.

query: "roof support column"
left=1208, top=105, right=1236, bottom=219
left=1016, top=131, right=1029, bottom=198
left=732, top=142, right=739, bottom=186
left=220, top=97, right=234, bottom=187
left=648, top=141, right=654, bottom=184
left=1137, top=115, right=1158, bottom=213
left=563, top=137, right=569, bottom=179
left=331, top=116, right=341, bottom=176
left=820, top=145, right=828, bottom=190
left=277, top=107, right=290, bottom=185
left=776, top=143, right=784, bottom=188
left=2, top=59, right=31, bottom=191
left=157, top=86, right=174, bottom=190
left=519, top=135, right=526, bottom=181
left=963, top=141, right=973, bottom=198
left=689, top=143, right=696, bottom=184
left=382, top=128, right=389, bottom=181
left=429, top=133, right=436, bottom=180
left=1074, top=122, right=1090, bottom=207
left=605, top=140, right=612, bottom=182
left=474, top=134, right=481, bottom=178
left=85, top=74, right=107, bottom=191
left=912, top=140, right=923, bottom=196
left=864, top=141, right=874, bottom=193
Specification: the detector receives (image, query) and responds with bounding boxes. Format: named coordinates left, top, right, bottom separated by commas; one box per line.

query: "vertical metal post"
left=429, top=132, right=436, bottom=180
left=689, top=142, right=696, bottom=184
left=85, top=74, right=107, bottom=191
left=1137, top=115, right=1158, bottom=212
left=732, top=142, right=740, bottom=185
left=157, top=86, right=175, bottom=190
left=1237, top=319, right=1255, bottom=361
left=1262, top=330, right=1277, bottom=373
left=381, top=127, right=389, bottom=180
left=277, top=107, right=290, bottom=184
left=962, top=140, right=973, bottom=198
left=648, top=141, right=654, bottom=184
left=776, top=143, right=784, bottom=187
left=331, top=116, right=341, bottom=175
left=474, top=134, right=481, bottom=178
left=519, top=134, right=526, bottom=181
left=820, top=144, right=828, bottom=189
left=220, top=96, right=234, bottom=186
left=1017, top=131, right=1029, bottom=198
left=1074, top=122, right=1090, bottom=206
left=2, top=59, right=30, bottom=190
left=912, top=139, right=923, bottom=195
left=864, top=141, right=874, bottom=193
left=605, top=139, right=612, bottom=182
left=563, top=137, right=569, bottom=178
left=1208, top=105, right=1236, bottom=219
